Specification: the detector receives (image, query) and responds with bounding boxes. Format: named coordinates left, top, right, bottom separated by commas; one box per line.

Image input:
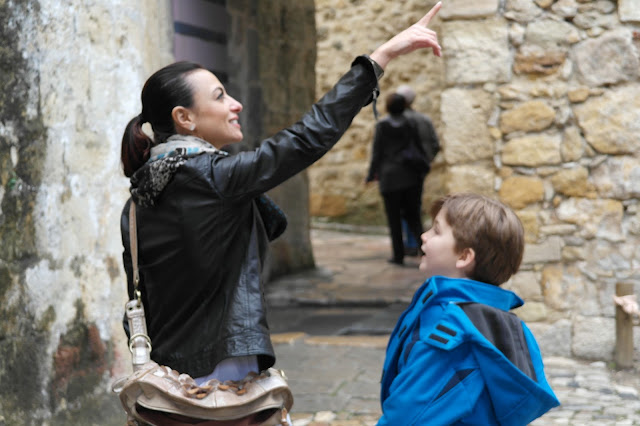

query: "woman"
left=366, top=93, right=426, bottom=265
left=119, top=2, right=442, bottom=421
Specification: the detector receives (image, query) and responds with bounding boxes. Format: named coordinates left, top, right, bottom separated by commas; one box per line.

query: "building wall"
left=311, top=0, right=640, bottom=360
left=0, top=0, right=173, bottom=423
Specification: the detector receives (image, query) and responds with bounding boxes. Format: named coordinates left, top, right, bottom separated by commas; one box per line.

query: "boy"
left=378, top=193, right=560, bottom=425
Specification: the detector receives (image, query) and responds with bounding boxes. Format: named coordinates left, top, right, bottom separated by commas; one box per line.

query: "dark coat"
left=120, top=56, right=379, bottom=377
left=366, top=115, right=424, bottom=193
left=404, top=108, right=439, bottom=164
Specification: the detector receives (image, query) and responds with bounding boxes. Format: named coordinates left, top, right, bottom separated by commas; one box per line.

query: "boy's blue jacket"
left=378, top=276, right=560, bottom=425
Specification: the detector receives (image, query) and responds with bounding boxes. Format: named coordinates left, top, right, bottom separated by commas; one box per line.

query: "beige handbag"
left=112, top=201, right=293, bottom=425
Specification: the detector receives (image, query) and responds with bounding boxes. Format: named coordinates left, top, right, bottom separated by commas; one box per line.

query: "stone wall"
left=312, top=0, right=446, bottom=225
left=311, top=0, right=640, bottom=361
left=0, top=0, right=173, bottom=423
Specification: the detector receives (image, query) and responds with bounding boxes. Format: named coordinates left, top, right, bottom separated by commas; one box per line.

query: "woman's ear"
left=171, top=106, right=195, bottom=134
left=456, top=247, right=476, bottom=272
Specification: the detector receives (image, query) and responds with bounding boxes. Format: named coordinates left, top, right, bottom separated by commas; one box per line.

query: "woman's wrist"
left=369, top=49, right=392, bottom=71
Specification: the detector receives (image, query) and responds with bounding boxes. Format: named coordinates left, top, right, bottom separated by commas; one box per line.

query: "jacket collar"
left=418, top=275, right=524, bottom=311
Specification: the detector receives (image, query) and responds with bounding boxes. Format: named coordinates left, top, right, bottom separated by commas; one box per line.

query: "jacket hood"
left=472, top=330, right=560, bottom=424
left=130, top=135, right=225, bottom=207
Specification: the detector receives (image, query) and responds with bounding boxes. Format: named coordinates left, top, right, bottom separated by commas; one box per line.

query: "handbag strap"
left=127, top=200, right=152, bottom=370
left=129, top=200, right=140, bottom=296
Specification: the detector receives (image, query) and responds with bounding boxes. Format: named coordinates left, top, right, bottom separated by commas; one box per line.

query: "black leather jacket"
left=120, top=56, right=380, bottom=377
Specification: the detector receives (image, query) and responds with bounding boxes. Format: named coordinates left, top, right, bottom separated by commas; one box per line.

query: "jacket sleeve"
left=378, top=340, right=485, bottom=426
left=211, top=56, right=380, bottom=200
left=424, top=116, right=440, bottom=160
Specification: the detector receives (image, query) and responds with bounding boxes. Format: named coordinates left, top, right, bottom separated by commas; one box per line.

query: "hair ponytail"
left=120, top=61, right=205, bottom=177
left=121, top=114, right=153, bottom=177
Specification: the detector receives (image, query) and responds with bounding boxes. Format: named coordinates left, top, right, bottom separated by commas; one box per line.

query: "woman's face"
left=184, top=69, right=243, bottom=148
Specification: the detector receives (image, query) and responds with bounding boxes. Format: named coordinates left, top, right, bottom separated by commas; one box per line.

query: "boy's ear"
left=456, top=247, right=475, bottom=272
left=171, top=106, right=194, bottom=133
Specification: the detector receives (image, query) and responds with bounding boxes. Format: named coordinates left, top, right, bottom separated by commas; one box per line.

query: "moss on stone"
left=0, top=0, right=51, bottom=423
left=0, top=321, right=49, bottom=424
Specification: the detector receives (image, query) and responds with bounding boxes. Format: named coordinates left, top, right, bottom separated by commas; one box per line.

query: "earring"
left=189, top=124, right=196, bottom=131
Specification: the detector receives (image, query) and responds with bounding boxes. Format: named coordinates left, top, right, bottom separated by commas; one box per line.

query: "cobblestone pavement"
left=267, top=229, right=640, bottom=425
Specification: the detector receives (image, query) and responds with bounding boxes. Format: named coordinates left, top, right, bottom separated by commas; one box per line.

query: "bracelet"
left=362, top=54, right=384, bottom=80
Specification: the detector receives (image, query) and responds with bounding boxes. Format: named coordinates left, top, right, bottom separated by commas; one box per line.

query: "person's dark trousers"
left=382, top=185, right=424, bottom=264
left=402, top=219, right=419, bottom=255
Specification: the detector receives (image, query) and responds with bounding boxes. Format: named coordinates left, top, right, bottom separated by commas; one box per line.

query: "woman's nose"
left=229, top=96, right=243, bottom=112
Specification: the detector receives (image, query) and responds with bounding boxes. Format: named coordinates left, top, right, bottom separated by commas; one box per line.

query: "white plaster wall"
left=17, top=0, right=174, bottom=381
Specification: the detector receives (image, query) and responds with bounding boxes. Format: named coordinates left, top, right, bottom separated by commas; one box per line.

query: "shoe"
left=387, top=258, right=404, bottom=266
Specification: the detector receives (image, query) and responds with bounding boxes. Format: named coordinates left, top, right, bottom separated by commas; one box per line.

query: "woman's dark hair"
left=121, top=61, right=205, bottom=177
left=385, top=93, right=406, bottom=116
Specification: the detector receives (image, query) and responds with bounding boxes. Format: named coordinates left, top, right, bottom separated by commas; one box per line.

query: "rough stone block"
left=551, top=0, right=579, bottom=18
left=541, top=265, right=600, bottom=314
left=445, top=165, right=495, bottom=195
left=500, top=100, right=555, bottom=134
left=591, top=157, right=640, bottom=200
left=525, top=18, right=580, bottom=47
left=505, top=0, right=544, bottom=22
left=567, top=87, right=590, bottom=103
left=442, top=19, right=511, bottom=84
left=528, top=320, right=573, bottom=357
left=441, top=88, right=494, bottom=164
left=500, top=176, right=545, bottom=209
left=502, top=134, right=562, bottom=167
left=310, top=193, right=347, bottom=217
left=440, top=0, right=499, bottom=19
left=574, top=85, right=640, bottom=155
left=557, top=198, right=624, bottom=241
left=560, top=126, right=585, bottom=162
left=523, top=236, right=563, bottom=264
left=573, top=316, right=615, bottom=360
left=619, top=0, right=640, bottom=22
left=551, top=166, right=596, bottom=198
left=514, top=301, right=548, bottom=322
left=509, top=270, right=543, bottom=301
left=573, top=31, right=640, bottom=87
left=514, top=45, right=566, bottom=75
left=517, top=210, right=540, bottom=243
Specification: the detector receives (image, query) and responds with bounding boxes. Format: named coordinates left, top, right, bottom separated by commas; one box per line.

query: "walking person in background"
left=118, top=3, right=443, bottom=423
left=396, top=84, right=440, bottom=257
left=396, top=84, right=440, bottom=167
left=366, top=93, right=426, bottom=266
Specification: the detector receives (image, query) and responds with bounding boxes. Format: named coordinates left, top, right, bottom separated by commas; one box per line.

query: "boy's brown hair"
left=430, top=193, right=524, bottom=285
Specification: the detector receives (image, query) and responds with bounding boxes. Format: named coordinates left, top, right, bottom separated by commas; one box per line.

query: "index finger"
left=416, top=1, right=442, bottom=27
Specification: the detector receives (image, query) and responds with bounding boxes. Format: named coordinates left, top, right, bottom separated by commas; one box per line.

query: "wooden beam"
left=614, top=282, right=635, bottom=369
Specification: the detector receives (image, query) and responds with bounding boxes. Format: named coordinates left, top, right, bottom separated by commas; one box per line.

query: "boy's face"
left=419, top=208, right=468, bottom=279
